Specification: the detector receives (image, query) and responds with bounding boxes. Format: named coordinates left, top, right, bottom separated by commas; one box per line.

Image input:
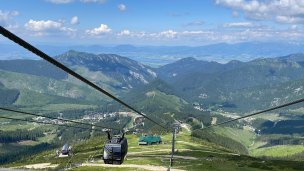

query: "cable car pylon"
left=168, top=122, right=180, bottom=171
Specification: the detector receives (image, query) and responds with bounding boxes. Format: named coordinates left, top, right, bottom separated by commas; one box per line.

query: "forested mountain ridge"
left=0, top=51, right=159, bottom=109
left=1, top=51, right=304, bottom=114
left=56, top=50, right=157, bottom=89
left=157, top=53, right=304, bottom=112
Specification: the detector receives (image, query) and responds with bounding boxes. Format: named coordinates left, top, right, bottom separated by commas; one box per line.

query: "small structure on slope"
left=138, top=135, right=162, bottom=145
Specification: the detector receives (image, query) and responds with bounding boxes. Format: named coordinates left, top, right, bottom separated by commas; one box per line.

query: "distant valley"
left=2, top=42, right=304, bottom=67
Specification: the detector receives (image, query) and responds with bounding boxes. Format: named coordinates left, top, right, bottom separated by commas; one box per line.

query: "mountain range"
left=0, top=51, right=304, bottom=115
left=2, top=49, right=304, bottom=169
left=157, top=53, right=304, bottom=112
left=1, top=42, right=304, bottom=67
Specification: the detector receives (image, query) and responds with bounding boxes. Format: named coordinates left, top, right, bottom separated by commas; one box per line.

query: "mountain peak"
left=227, top=60, right=243, bottom=65
left=279, top=53, right=304, bottom=62
left=179, top=57, right=197, bottom=62
left=55, top=51, right=157, bottom=88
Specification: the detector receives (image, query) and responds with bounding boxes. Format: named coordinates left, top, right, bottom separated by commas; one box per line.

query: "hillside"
left=56, top=50, right=157, bottom=89
left=0, top=50, right=160, bottom=113
left=0, top=82, right=19, bottom=105
left=4, top=51, right=304, bottom=114
left=2, top=51, right=304, bottom=170
left=5, top=128, right=304, bottom=171
left=122, top=79, right=186, bottom=113
left=0, top=70, right=108, bottom=103
left=0, top=50, right=158, bottom=98
left=0, top=59, right=67, bottom=80
left=157, top=53, right=304, bottom=112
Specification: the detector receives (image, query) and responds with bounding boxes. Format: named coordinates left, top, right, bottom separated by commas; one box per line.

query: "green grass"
left=0, top=122, right=37, bottom=131
left=72, top=166, right=147, bottom=171
left=0, top=143, right=24, bottom=154
left=3, top=129, right=304, bottom=171
left=25, top=103, right=97, bottom=112
left=138, top=90, right=187, bottom=112
left=67, top=66, right=123, bottom=95
left=252, top=113, right=287, bottom=121
left=212, top=127, right=256, bottom=147
left=0, top=70, right=109, bottom=104
left=37, top=134, right=57, bottom=143
left=251, top=145, right=304, bottom=157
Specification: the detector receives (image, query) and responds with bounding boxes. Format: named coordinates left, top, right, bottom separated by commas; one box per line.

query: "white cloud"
left=47, top=0, right=74, bottom=4
left=182, top=30, right=211, bottom=35
left=160, top=30, right=178, bottom=38
left=0, top=10, right=19, bottom=27
left=118, top=29, right=131, bottom=36
left=215, top=0, right=304, bottom=24
left=86, top=24, right=112, bottom=36
left=276, top=15, right=304, bottom=24
left=0, top=10, right=19, bottom=20
left=123, top=27, right=304, bottom=44
left=118, top=4, right=126, bottom=11
left=224, top=22, right=254, bottom=28
left=25, top=19, right=63, bottom=31
left=24, top=19, right=76, bottom=38
left=70, top=16, right=79, bottom=25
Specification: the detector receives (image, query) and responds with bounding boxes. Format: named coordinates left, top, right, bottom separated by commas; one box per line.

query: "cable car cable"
left=0, top=107, right=119, bottom=131
left=0, top=26, right=166, bottom=130
left=205, top=97, right=304, bottom=129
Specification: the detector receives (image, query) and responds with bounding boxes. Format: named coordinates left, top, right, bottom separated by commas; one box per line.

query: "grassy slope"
left=14, top=89, right=93, bottom=106
left=0, top=70, right=109, bottom=103
left=21, top=103, right=97, bottom=113
left=212, top=127, right=256, bottom=148
left=252, top=145, right=304, bottom=157
left=139, top=90, right=187, bottom=111
left=66, top=66, right=124, bottom=95
left=201, top=126, right=304, bottom=160
left=4, top=128, right=304, bottom=171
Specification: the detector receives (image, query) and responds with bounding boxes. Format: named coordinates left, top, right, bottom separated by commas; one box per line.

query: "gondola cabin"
left=56, top=143, right=72, bottom=157
left=103, top=132, right=128, bottom=164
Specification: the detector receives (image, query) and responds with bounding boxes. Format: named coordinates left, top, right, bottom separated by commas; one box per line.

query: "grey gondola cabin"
left=103, top=132, right=128, bottom=164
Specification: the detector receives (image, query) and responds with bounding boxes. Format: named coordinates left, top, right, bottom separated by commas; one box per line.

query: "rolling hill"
left=157, top=53, right=304, bottom=112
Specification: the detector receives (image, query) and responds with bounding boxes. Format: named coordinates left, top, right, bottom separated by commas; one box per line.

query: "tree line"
left=0, top=129, right=44, bottom=143
left=192, top=129, right=248, bottom=155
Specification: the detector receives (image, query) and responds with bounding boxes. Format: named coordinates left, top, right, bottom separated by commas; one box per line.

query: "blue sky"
left=1, top=0, right=304, bottom=46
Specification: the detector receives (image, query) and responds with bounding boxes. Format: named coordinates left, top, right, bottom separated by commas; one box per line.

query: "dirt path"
left=211, top=117, right=217, bottom=125
left=180, top=124, right=191, bottom=132
left=81, top=163, right=185, bottom=171
left=133, top=154, right=199, bottom=160
left=128, top=148, right=240, bottom=156
left=22, top=163, right=58, bottom=169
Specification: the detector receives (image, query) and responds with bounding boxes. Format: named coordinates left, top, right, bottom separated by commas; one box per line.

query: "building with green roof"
left=138, top=135, right=162, bottom=145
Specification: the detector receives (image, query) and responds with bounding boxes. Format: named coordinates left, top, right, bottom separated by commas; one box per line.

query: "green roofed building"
left=138, top=135, right=162, bottom=145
